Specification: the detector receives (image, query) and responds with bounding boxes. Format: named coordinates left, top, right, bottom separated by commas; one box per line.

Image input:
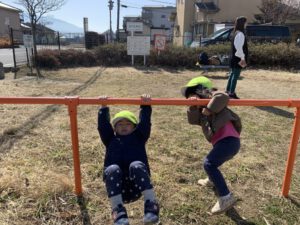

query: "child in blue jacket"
left=98, top=94, right=159, bottom=225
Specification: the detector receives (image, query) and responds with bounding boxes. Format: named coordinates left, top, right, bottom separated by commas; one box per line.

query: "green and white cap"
left=181, top=76, right=213, bottom=97
left=112, top=110, right=138, bottom=127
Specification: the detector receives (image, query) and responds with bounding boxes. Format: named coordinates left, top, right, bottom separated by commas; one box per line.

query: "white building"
left=142, top=6, right=176, bottom=41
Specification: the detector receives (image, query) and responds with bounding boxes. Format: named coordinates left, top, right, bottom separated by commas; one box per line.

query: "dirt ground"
left=0, top=67, right=300, bottom=225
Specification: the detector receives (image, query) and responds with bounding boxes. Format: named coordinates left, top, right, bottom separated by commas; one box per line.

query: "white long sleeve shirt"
left=234, top=31, right=245, bottom=60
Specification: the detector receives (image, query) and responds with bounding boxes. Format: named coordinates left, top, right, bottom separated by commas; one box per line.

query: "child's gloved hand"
left=141, top=94, right=151, bottom=102
left=202, top=108, right=211, bottom=116
left=188, top=96, right=202, bottom=109
left=99, top=95, right=108, bottom=107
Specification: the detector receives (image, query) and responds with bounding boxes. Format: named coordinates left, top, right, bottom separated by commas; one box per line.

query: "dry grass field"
left=0, top=67, right=300, bottom=225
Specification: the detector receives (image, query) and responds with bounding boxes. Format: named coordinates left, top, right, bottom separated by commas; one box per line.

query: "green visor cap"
left=181, top=76, right=213, bottom=97
left=112, top=110, right=138, bottom=127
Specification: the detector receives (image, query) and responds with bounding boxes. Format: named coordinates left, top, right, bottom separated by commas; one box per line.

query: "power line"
left=122, top=0, right=175, bottom=6
left=120, top=1, right=175, bottom=14
left=145, top=0, right=176, bottom=5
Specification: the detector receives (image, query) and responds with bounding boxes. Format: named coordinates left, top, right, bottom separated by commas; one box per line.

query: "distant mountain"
left=43, top=16, right=83, bottom=33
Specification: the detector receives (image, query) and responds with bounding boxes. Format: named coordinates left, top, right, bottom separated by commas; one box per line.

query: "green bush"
left=248, top=43, right=300, bottom=68
left=36, top=49, right=98, bottom=68
left=149, top=45, right=198, bottom=68
left=35, top=50, right=61, bottom=69
left=94, top=43, right=130, bottom=66
left=35, top=42, right=300, bottom=70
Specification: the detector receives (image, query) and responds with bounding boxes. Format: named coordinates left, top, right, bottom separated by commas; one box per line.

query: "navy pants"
left=104, top=161, right=153, bottom=203
left=226, top=67, right=242, bottom=93
left=203, top=137, right=240, bottom=197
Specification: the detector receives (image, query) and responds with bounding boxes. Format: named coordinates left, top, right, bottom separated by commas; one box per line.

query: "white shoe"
left=211, top=193, right=236, bottom=214
left=197, top=177, right=214, bottom=187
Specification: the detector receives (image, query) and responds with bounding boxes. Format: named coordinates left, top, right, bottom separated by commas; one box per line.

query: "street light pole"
left=116, top=0, right=120, bottom=42
left=108, top=0, right=114, bottom=42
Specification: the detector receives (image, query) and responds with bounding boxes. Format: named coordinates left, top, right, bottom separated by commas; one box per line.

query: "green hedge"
left=35, top=42, right=300, bottom=70
left=36, top=49, right=97, bottom=69
left=94, top=43, right=131, bottom=66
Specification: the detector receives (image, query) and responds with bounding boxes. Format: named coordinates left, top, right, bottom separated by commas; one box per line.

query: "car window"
left=216, top=31, right=230, bottom=40
left=207, top=28, right=231, bottom=39
left=247, top=26, right=270, bottom=36
left=246, top=26, right=290, bottom=37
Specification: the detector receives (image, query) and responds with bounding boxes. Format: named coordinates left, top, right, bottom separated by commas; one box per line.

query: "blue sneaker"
left=143, top=200, right=160, bottom=224
left=112, top=204, right=130, bottom=225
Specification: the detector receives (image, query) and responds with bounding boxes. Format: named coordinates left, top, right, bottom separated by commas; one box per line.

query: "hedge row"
left=35, top=43, right=300, bottom=69
left=36, top=49, right=98, bottom=69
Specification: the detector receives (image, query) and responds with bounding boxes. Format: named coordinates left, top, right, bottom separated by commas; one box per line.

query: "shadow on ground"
left=288, top=195, right=300, bottom=208
left=77, top=196, right=92, bottom=225
left=256, top=106, right=294, bottom=119
left=226, top=207, right=256, bottom=225
left=0, top=68, right=105, bottom=158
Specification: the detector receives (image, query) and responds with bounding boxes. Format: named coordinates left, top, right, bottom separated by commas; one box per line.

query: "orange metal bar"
left=1, top=97, right=300, bottom=107
left=282, top=107, right=300, bottom=197
left=66, top=96, right=83, bottom=196
left=1, top=96, right=300, bottom=197
left=79, top=98, right=300, bottom=107
left=0, top=97, right=66, bottom=104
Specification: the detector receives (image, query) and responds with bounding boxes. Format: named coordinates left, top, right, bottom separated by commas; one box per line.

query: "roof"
left=195, top=2, right=219, bottom=12
left=23, top=22, right=55, bottom=32
left=143, top=6, right=175, bottom=10
left=21, top=23, right=31, bottom=29
left=0, top=2, right=22, bottom=12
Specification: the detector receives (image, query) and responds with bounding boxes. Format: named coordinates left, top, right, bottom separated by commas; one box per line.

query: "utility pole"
left=116, top=0, right=120, bottom=42
left=108, top=0, right=114, bottom=42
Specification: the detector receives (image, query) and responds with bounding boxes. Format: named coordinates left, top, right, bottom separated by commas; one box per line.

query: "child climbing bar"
left=97, top=94, right=159, bottom=225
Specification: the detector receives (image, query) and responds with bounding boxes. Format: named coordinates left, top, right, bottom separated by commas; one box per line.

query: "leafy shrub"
left=94, top=43, right=130, bottom=66
left=36, top=49, right=98, bottom=68
left=36, top=50, right=61, bottom=69
left=77, top=51, right=98, bottom=67
left=35, top=42, right=300, bottom=70
left=248, top=43, right=300, bottom=69
left=149, top=45, right=198, bottom=68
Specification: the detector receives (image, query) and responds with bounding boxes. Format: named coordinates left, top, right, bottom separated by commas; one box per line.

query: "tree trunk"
left=31, top=22, right=42, bottom=78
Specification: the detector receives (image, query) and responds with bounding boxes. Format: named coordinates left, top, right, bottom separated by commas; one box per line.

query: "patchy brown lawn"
left=0, top=67, right=300, bottom=225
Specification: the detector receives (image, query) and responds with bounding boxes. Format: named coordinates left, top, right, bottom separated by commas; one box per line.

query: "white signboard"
left=23, top=34, right=33, bottom=48
left=154, top=35, right=166, bottom=51
left=126, top=22, right=143, bottom=32
left=127, top=36, right=150, bottom=55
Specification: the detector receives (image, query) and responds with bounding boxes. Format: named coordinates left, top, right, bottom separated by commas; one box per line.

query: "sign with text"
left=127, top=36, right=150, bottom=55
left=23, top=34, right=33, bottom=48
left=154, top=34, right=166, bottom=51
left=126, top=22, right=143, bottom=32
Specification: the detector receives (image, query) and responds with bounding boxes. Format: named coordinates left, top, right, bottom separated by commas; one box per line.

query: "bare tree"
left=256, top=0, right=300, bottom=24
left=16, top=0, right=66, bottom=77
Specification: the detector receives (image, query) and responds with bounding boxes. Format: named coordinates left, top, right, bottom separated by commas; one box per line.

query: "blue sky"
left=3, top=0, right=176, bottom=33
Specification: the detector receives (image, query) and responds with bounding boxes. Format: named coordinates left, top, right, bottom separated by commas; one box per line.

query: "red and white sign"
left=154, top=34, right=166, bottom=51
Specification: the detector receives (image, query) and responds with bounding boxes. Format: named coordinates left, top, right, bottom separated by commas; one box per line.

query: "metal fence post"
left=9, top=28, right=17, bottom=79
left=57, top=32, right=61, bottom=50
left=0, top=62, right=4, bottom=80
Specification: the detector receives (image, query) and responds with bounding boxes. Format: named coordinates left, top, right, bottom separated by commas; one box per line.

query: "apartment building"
left=173, top=0, right=261, bottom=46
left=123, top=6, right=176, bottom=41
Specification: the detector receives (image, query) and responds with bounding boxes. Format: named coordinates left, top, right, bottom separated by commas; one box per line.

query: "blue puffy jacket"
left=98, top=105, right=152, bottom=179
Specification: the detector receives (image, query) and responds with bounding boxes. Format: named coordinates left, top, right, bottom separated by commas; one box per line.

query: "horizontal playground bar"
left=1, top=96, right=300, bottom=107
left=1, top=96, right=299, bottom=197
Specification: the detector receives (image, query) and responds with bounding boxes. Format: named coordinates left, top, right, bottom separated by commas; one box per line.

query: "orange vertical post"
left=282, top=107, right=300, bottom=197
left=66, top=96, right=83, bottom=196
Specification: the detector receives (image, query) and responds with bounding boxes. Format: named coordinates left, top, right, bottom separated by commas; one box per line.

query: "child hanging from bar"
left=181, top=76, right=242, bottom=214
left=97, top=94, right=159, bottom=225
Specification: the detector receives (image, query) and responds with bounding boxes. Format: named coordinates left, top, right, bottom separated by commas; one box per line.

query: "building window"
left=161, top=15, right=166, bottom=18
